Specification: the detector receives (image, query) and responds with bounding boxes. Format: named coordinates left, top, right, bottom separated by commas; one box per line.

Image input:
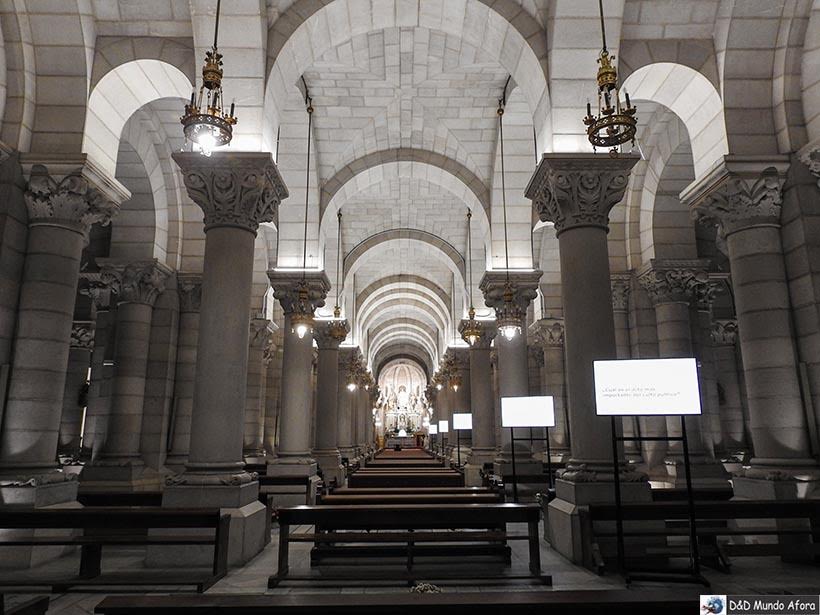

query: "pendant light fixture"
left=290, top=82, right=315, bottom=340
left=334, top=210, right=343, bottom=319
left=460, top=208, right=482, bottom=346
left=583, top=0, right=637, bottom=154
left=181, top=0, right=237, bottom=156
left=495, top=81, right=524, bottom=341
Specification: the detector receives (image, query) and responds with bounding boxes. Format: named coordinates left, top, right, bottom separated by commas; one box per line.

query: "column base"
left=662, top=456, right=731, bottom=489
left=265, top=456, right=319, bottom=507
left=79, top=460, right=165, bottom=492
left=0, top=473, right=80, bottom=569
left=163, top=453, right=188, bottom=474
left=312, top=449, right=344, bottom=486
left=546, top=472, right=656, bottom=567
left=151, top=477, right=266, bottom=568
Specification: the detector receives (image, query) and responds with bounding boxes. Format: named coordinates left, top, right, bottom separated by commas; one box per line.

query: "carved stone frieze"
left=101, top=260, right=171, bottom=306
left=173, top=152, right=288, bottom=233
left=525, top=154, right=639, bottom=235
left=637, top=259, right=710, bottom=306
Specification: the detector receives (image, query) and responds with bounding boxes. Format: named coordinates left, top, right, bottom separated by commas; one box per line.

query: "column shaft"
left=166, top=309, right=199, bottom=469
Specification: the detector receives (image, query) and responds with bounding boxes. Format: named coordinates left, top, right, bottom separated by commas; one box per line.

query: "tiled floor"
left=5, top=522, right=820, bottom=614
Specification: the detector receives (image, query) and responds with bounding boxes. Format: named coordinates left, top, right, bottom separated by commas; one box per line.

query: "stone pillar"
left=267, top=271, right=330, bottom=502
left=58, top=322, right=94, bottom=459
left=0, top=158, right=126, bottom=507
left=682, top=156, right=818, bottom=495
left=165, top=275, right=201, bottom=471
left=81, top=260, right=171, bottom=490
left=711, top=319, right=747, bottom=452
left=162, top=152, right=287, bottom=567
left=244, top=317, right=273, bottom=460
left=529, top=318, right=570, bottom=459
left=527, top=153, right=651, bottom=564
left=480, top=270, right=542, bottom=476
left=337, top=348, right=360, bottom=463
left=611, top=273, right=641, bottom=462
left=459, top=320, right=497, bottom=485
left=638, top=260, right=729, bottom=488
left=312, top=319, right=349, bottom=485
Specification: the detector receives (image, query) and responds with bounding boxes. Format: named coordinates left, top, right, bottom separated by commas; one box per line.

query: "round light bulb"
left=347, top=382, right=357, bottom=392
left=198, top=131, right=216, bottom=157
left=436, top=383, right=442, bottom=391
left=452, top=384, right=459, bottom=392
left=501, top=325, right=518, bottom=341
left=294, top=323, right=309, bottom=339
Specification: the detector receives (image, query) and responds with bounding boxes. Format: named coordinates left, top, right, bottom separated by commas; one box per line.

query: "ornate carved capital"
left=268, top=270, right=331, bottom=316
left=479, top=270, right=542, bottom=316
left=798, top=142, right=820, bottom=189
left=525, top=153, right=639, bottom=235
left=610, top=272, right=632, bottom=312
left=172, top=152, right=288, bottom=234
left=695, top=273, right=729, bottom=312
left=529, top=318, right=565, bottom=348
left=79, top=272, right=115, bottom=310
left=528, top=344, right=545, bottom=367
left=711, top=319, right=738, bottom=346
left=70, top=321, right=95, bottom=350
left=314, top=319, right=350, bottom=350
left=637, top=259, right=710, bottom=306
left=262, top=338, right=278, bottom=365
left=23, top=161, right=124, bottom=238
left=249, top=318, right=274, bottom=349
left=682, top=156, right=790, bottom=237
left=177, top=274, right=203, bottom=313
left=101, top=260, right=172, bottom=306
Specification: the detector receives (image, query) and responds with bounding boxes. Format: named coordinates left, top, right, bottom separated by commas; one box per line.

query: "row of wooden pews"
left=269, top=446, right=547, bottom=587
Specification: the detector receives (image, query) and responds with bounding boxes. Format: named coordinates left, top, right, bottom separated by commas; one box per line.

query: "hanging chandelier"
left=583, top=0, right=637, bottom=155
left=495, top=82, right=523, bottom=341
left=450, top=372, right=462, bottom=393
left=460, top=209, right=482, bottom=346
left=290, top=83, right=315, bottom=339
left=334, top=210, right=343, bottom=319
left=181, top=0, right=237, bottom=156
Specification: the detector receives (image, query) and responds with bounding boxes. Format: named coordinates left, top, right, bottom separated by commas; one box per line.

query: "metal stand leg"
left=510, top=427, right=518, bottom=503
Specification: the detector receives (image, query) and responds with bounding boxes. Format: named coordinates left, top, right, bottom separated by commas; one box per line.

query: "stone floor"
left=4, top=521, right=820, bottom=614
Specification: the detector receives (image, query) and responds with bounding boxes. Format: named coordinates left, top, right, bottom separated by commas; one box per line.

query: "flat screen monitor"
left=593, top=357, right=702, bottom=416
left=437, top=420, right=449, bottom=434
left=501, top=396, right=555, bottom=428
left=452, top=413, right=472, bottom=430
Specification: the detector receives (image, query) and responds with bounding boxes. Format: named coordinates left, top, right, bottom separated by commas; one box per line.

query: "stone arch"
left=358, top=283, right=451, bottom=337
left=360, top=298, right=447, bottom=347
left=622, top=62, right=728, bottom=179
left=373, top=341, right=436, bottom=376
left=262, top=0, right=551, bottom=154
left=619, top=39, right=720, bottom=94
left=803, top=0, right=820, bottom=143
left=82, top=59, right=193, bottom=177
left=0, top=2, right=36, bottom=151
left=91, top=36, right=196, bottom=90
left=375, top=351, right=431, bottom=382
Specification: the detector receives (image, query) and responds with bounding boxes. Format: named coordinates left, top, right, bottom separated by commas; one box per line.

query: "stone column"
left=81, top=260, right=170, bottom=489
left=480, top=270, right=542, bottom=477
left=165, top=275, right=201, bottom=471
left=459, top=319, right=497, bottom=485
left=57, top=322, right=94, bottom=459
left=711, top=319, right=747, bottom=452
left=682, top=157, right=818, bottom=494
left=263, top=336, right=281, bottom=456
left=337, top=348, right=360, bottom=463
left=638, top=260, right=728, bottom=487
left=529, top=318, right=570, bottom=459
left=162, top=152, right=287, bottom=566
left=611, top=273, right=642, bottom=462
left=244, top=317, right=273, bottom=460
left=0, top=158, right=126, bottom=506
left=527, top=153, right=650, bottom=564
left=312, top=319, right=349, bottom=485
left=267, top=271, right=330, bottom=499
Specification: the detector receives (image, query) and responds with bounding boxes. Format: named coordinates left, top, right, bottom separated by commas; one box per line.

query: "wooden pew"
left=332, top=486, right=502, bottom=496
left=95, top=590, right=700, bottom=615
left=0, top=595, right=49, bottom=615
left=581, top=499, right=820, bottom=572
left=347, top=471, right=464, bottom=487
left=270, top=503, right=542, bottom=586
left=76, top=491, right=163, bottom=507
left=0, top=508, right=229, bottom=593
left=317, top=493, right=503, bottom=505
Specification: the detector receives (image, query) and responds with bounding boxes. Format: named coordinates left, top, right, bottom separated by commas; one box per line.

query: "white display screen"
left=452, top=413, right=472, bottom=430
left=438, top=420, right=449, bottom=434
left=501, top=396, right=555, bottom=428
left=428, top=425, right=438, bottom=435
left=593, top=358, right=702, bottom=416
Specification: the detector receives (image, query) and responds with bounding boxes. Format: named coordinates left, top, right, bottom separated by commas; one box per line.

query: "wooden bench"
left=0, top=595, right=49, bottom=615
left=94, top=590, right=699, bottom=614
left=76, top=491, right=163, bottom=507
left=317, top=493, right=504, bottom=505
left=257, top=474, right=318, bottom=506
left=270, top=503, right=542, bottom=587
left=331, top=486, right=502, bottom=496
left=0, top=507, right=229, bottom=593
left=348, top=471, right=464, bottom=488
left=650, top=487, right=733, bottom=502
left=581, top=499, right=820, bottom=572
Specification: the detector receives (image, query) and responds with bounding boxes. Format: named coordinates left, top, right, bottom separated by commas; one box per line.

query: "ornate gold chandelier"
left=583, top=0, right=637, bottom=154
left=460, top=209, right=482, bottom=346
left=181, top=0, right=237, bottom=156
left=291, top=84, right=315, bottom=339
left=496, top=283, right=524, bottom=341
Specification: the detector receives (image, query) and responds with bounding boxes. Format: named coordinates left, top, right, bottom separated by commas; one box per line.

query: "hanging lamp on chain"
left=495, top=84, right=524, bottom=341
left=290, top=85, right=316, bottom=340
left=460, top=209, right=482, bottom=346
left=583, top=0, right=637, bottom=155
left=181, top=0, right=237, bottom=156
